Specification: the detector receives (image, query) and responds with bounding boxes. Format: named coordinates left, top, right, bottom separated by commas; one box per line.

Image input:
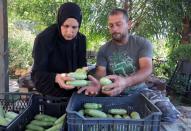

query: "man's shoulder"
left=129, top=34, right=149, bottom=42
left=97, top=41, right=112, bottom=53
left=129, top=34, right=151, bottom=46
left=100, top=40, right=112, bottom=48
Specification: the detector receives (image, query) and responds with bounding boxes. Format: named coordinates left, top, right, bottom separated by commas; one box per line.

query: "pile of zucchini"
left=66, top=68, right=90, bottom=87
left=25, top=113, right=65, bottom=131
left=78, top=103, right=141, bottom=119
left=0, top=104, right=19, bottom=126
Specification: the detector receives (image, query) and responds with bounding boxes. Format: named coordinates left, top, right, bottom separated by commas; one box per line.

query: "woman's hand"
left=77, top=75, right=101, bottom=96
left=55, top=73, right=75, bottom=90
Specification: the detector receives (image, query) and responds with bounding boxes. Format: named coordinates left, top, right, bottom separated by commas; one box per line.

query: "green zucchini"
left=66, top=80, right=90, bottom=87
left=123, top=114, right=131, bottom=119
left=25, top=129, right=34, bottom=131
left=84, top=109, right=107, bottom=118
left=5, top=111, right=18, bottom=120
left=45, top=123, right=62, bottom=131
left=84, top=103, right=102, bottom=109
left=100, top=77, right=112, bottom=86
left=78, top=110, right=84, bottom=116
left=34, top=114, right=57, bottom=122
left=25, top=130, right=34, bottom=131
left=101, top=87, right=112, bottom=91
left=130, top=111, right=141, bottom=119
left=114, top=114, right=122, bottom=118
left=108, top=109, right=127, bottom=115
left=26, top=123, right=44, bottom=131
left=75, top=68, right=87, bottom=74
left=5, top=117, right=12, bottom=123
left=107, top=114, right=113, bottom=118
left=31, top=120, right=54, bottom=127
left=54, top=114, right=66, bottom=125
left=68, top=72, right=87, bottom=80
left=0, top=118, right=9, bottom=126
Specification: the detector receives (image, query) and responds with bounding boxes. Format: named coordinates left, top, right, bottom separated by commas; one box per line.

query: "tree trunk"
left=0, top=0, right=9, bottom=93
left=181, top=16, right=191, bottom=44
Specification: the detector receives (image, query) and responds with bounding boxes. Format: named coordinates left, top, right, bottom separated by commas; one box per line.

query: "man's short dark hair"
left=108, top=8, right=128, bottom=22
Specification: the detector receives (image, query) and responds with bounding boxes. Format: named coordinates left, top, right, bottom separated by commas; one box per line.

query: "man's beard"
left=112, top=33, right=125, bottom=42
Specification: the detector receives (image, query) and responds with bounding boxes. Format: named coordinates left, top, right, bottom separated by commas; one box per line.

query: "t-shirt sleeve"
left=96, top=45, right=107, bottom=67
left=138, top=39, right=153, bottom=58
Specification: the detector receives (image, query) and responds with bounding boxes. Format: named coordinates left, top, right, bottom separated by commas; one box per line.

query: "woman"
left=31, top=2, right=87, bottom=97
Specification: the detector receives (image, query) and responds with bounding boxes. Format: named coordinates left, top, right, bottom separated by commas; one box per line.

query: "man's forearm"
left=125, top=68, right=152, bottom=87
left=95, top=66, right=107, bottom=80
left=95, top=71, right=106, bottom=80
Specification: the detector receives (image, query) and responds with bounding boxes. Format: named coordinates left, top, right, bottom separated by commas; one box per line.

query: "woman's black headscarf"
left=57, top=2, right=82, bottom=28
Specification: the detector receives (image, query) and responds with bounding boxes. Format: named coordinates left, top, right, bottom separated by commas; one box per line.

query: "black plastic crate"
left=66, top=93, right=162, bottom=131
left=0, top=92, right=32, bottom=131
left=9, top=94, right=69, bottom=131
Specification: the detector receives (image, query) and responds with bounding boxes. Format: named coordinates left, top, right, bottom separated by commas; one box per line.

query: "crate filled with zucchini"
left=0, top=92, right=32, bottom=131
left=66, top=93, right=162, bottom=131
left=8, top=95, right=69, bottom=131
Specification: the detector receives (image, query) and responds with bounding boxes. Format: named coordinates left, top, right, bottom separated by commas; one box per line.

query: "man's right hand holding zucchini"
left=77, top=76, right=113, bottom=96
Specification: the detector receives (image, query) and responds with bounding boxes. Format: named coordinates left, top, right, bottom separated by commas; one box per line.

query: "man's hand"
left=101, top=75, right=128, bottom=96
left=55, top=73, right=75, bottom=90
left=77, top=75, right=101, bottom=96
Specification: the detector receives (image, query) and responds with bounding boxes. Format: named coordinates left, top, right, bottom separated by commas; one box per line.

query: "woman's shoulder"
left=77, top=32, right=86, bottom=40
left=37, top=24, right=58, bottom=39
left=33, top=24, right=58, bottom=52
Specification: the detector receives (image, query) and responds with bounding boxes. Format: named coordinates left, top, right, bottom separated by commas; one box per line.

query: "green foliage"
left=166, top=43, right=191, bottom=79
left=8, top=0, right=59, bottom=26
left=153, top=61, right=170, bottom=79
left=169, top=44, right=191, bottom=62
left=8, top=23, right=34, bottom=73
left=7, top=0, right=191, bottom=79
left=9, top=38, right=33, bottom=71
left=172, top=74, right=191, bottom=94
left=8, top=0, right=191, bottom=46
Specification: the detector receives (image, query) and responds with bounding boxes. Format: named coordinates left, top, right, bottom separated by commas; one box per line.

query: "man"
left=78, top=8, right=152, bottom=96
left=78, top=8, right=180, bottom=123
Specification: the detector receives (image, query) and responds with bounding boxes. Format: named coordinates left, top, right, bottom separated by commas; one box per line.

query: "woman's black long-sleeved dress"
left=31, top=24, right=87, bottom=97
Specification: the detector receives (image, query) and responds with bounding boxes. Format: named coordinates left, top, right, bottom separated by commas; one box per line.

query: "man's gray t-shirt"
left=96, top=35, right=153, bottom=94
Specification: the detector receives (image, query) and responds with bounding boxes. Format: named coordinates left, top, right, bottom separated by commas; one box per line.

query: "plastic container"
left=0, top=92, right=32, bottom=131
left=66, top=93, right=162, bottom=131
left=5, top=94, right=69, bottom=131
